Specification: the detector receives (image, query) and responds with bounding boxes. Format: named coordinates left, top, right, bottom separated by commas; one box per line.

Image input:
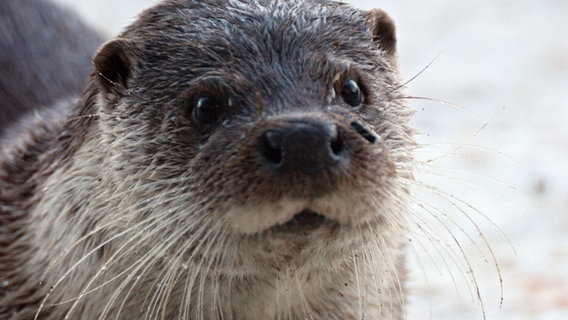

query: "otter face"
left=88, top=0, right=413, bottom=317
left=94, top=0, right=413, bottom=255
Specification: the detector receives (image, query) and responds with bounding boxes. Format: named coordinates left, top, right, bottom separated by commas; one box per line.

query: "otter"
left=0, top=0, right=414, bottom=319
left=0, top=0, right=103, bottom=137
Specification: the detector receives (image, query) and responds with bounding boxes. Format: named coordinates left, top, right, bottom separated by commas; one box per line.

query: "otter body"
left=0, top=0, right=103, bottom=136
left=0, top=1, right=414, bottom=319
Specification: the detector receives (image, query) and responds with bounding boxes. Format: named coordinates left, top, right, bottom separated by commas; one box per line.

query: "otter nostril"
left=350, top=121, right=377, bottom=144
left=261, top=130, right=283, bottom=165
left=329, top=125, right=345, bottom=156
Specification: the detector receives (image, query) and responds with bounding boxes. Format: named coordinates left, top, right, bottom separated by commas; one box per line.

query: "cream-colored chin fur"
left=226, top=198, right=307, bottom=234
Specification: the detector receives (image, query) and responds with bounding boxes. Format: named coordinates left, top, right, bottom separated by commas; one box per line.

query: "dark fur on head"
left=1, top=0, right=414, bottom=319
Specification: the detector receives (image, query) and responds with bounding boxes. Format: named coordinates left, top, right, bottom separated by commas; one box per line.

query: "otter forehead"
left=123, top=0, right=385, bottom=103
left=129, top=0, right=370, bottom=46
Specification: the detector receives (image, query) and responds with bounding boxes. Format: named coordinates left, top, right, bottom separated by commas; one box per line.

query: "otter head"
left=89, top=0, right=413, bottom=317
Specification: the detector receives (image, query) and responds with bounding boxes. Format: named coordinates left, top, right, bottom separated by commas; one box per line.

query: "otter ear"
left=93, top=38, right=137, bottom=95
left=366, top=9, right=397, bottom=63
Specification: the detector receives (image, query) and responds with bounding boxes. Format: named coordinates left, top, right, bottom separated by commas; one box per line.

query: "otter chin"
left=0, top=0, right=414, bottom=319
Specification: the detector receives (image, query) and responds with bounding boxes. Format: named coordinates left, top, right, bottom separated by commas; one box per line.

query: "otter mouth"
left=270, top=209, right=334, bottom=233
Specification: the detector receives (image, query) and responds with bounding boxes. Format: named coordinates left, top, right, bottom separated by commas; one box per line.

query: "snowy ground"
left=52, top=1, right=568, bottom=319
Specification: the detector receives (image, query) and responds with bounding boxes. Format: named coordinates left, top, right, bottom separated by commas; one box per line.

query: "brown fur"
left=0, top=1, right=414, bottom=319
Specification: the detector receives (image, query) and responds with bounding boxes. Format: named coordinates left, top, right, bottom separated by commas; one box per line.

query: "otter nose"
left=259, top=120, right=348, bottom=172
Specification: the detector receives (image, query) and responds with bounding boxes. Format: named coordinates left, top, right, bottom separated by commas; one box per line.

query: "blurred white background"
left=50, top=0, right=568, bottom=318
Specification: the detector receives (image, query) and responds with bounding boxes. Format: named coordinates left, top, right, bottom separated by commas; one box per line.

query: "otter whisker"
left=414, top=142, right=518, bottom=163
left=54, top=187, right=206, bottom=316
left=35, top=210, right=170, bottom=319
left=176, top=219, right=224, bottom=320
left=351, top=251, right=364, bottom=319
left=112, top=213, right=211, bottom=319
left=171, top=215, right=232, bottom=319
left=107, top=235, right=180, bottom=319
left=400, top=95, right=484, bottom=123
left=411, top=175, right=509, bottom=264
left=404, top=186, right=498, bottom=319
left=192, top=220, right=229, bottom=320
left=63, top=213, right=195, bottom=319
left=208, top=226, right=233, bottom=319
left=207, top=231, right=231, bottom=319
left=294, top=272, right=315, bottom=320
left=409, top=199, right=481, bottom=298
left=389, top=51, right=442, bottom=94
left=141, top=208, right=219, bottom=318
left=364, top=220, right=407, bottom=316
left=405, top=237, right=435, bottom=319
left=409, top=171, right=515, bottom=251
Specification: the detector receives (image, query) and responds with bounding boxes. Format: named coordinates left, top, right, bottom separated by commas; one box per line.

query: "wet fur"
left=0, top=0, right=415, bottom=319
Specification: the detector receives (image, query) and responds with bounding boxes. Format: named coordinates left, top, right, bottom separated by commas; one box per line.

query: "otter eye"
left=193, top=95, right=224, bottom=125
left=341, top=79, right=363, bottom=107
